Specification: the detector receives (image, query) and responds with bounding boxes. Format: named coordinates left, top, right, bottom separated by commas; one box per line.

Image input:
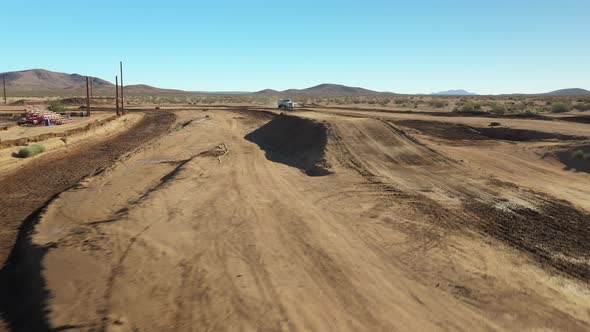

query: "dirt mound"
left=245, top=113, right=331, bottom=176
left=477, top=127, right=584, bottom=141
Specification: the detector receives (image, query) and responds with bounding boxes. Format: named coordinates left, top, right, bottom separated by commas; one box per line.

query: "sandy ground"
left=1, top=107, right=588, bottom=331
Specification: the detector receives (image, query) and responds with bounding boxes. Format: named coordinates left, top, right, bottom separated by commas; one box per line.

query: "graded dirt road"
left=1, top=108, right=589, bottom=331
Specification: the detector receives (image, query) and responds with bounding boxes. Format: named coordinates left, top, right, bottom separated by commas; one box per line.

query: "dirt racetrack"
left=1, top=107, right=590, bottom=331
left=0, top=111, right=176, bottom=331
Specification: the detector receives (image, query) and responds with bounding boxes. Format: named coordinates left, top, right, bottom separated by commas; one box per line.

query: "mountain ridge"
left=2, top=69, right=589, bottom=97
left=254, top=83, right=388, bottom=96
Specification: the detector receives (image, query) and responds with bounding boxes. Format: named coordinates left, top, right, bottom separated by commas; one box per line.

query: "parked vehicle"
left=277, top=99, right=296, bottom=110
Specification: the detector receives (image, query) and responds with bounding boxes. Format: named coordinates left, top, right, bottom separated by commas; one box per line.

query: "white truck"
left=277, top=99, right=296, bottom=110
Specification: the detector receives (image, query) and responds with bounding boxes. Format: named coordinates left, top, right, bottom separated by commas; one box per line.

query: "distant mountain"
left=500, top=88, right=590, bottom=97
left=0, top=69, right=189, bottom=97
left=254, top=89, right=281, bottom=95
left=543, top=88, right=590, bottom=96
left=0, top=69, right=112, bottom=96
left=431, top=89, right=477, bottom=96
left=3, top=69, right=588, bottom=98
left=254, top=84, right=386, bottom=96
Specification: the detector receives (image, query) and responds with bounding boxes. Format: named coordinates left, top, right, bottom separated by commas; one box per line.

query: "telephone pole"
left=115, top=76, right=120, bottom=116
left=120, top=61, right=124, bottom=115
left=2, top=74, right=6, bottom=104
left=86, top=76, right=91, bottom=116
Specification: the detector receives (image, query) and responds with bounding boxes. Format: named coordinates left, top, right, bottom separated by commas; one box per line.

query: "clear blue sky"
left=2, top=0, right=589, bottom=94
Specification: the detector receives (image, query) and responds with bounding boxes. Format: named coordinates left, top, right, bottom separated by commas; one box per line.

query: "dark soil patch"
left=502, top=113, right=554, bottom=121
left=396, top=120, right=585, bottom=143
left=245, top=113, right=331, bottom=176
left=558, top=116, right=590, bottom=124
left=477, top=128, right=584, bottom=141
left=466, top=194, right=590, bottom=281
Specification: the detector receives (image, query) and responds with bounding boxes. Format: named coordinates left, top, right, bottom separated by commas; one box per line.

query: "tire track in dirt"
left=96, top=143, right=229, bottom=331
left=325, top=114, right=590, bottom=282
left=100, top=225, right=151, bottom=331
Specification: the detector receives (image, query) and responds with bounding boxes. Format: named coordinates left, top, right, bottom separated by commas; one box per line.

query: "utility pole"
left=90, top=77, right=93, bottom=102
left=120, top=61, right=124, bottom=115
left=2, top=74, right=6, bottom=104
left=86, top=76, right=91, bottom=117
left=115, top=76, right=120, bottom=116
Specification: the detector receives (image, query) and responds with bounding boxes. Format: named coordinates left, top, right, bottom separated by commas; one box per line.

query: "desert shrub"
left=551, top=103, right=570, bottom=113
left=458, top=104, right=475, bottom=112
left=17, top=144, right=46, bottom=158
left=572, top=150, right=584, bottom=160
left=394, top=98, right=407, bottom=105
left=48, top=102, right=68, bottom=113
left=574, top=103, right=590, bottom=111
left=430, top=100, right=447, bottom=108
left=490, top=104, right=506, bottom=115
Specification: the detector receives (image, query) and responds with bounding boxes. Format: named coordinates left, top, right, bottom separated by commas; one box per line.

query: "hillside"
left=1, top=69, right=111, bottom=96
left=255, top=84, right=386, bottom=96
left=0, top=69, right=189, bottom=97
left=543, top=88, right=590, bottom=96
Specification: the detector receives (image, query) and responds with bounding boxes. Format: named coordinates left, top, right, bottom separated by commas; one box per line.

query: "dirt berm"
left=245, top=113, right=331, bottom=176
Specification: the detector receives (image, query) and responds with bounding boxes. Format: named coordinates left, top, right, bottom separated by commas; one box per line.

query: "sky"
left=1, top=0, right=589, bottom=94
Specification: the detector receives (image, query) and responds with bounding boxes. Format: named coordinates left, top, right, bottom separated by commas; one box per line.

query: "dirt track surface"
left=2, top=108, right=590, bottom=331
left=0, top=111, right=175, bottom=267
